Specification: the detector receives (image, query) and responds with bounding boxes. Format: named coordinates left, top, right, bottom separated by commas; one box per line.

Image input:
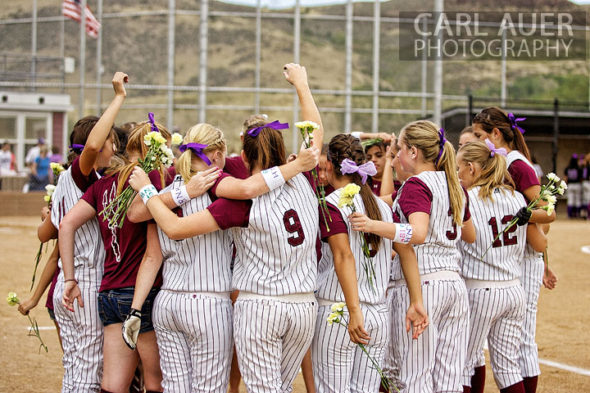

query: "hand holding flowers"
left=7, top=292, right=48, bottom=353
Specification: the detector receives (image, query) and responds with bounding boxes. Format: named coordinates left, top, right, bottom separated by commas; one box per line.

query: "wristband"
left=171, top=184, right=190, bottom=206
left=393, top=223, right=413, bottom=244
left=64, top=278, right=78, bottom=284
left=139, top=184, right=158, bottom=204
left=351, top=131, right=362, bottom=139
left=261, top=166, right=286, bottom=191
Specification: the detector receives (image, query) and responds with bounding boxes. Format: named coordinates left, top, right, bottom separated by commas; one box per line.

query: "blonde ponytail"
left=176, top=123, right=226, bottom=184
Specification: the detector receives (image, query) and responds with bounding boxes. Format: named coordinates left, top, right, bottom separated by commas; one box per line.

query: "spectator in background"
left=29, top=146, right=51, bottom=191
left=26, top=137, right=46, bottom=168
left=564, top=153, right=582, bottom=218
left=582, top=153, right=590, bottom=220
left=50, top=145, right=63, bottom=164
left=457, top=125, right=478, bottom=149
left=532, top=156, right=543, bottom=184
left=0, top=141, right=17, bottom=176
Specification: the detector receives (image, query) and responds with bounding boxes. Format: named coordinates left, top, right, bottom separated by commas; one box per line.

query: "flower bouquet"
left=482, top=172, right=566, bottom=259
left=100, top=129, right=174, bottom=228
left=338, top=183, right=377, bottom=292
left=295, top=120, right=331, bottom=231
left=7, top=292, right=48, bottom=353
left=327, top=302, right=397, bottom=392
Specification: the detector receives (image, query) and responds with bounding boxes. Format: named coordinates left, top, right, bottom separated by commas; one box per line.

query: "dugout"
left=0, top=91, right=72, bottom=174
left=440, top=102, right=590, bottom=179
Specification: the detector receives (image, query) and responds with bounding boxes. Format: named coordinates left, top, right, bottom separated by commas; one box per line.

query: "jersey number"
left=283, top=209, right=305, bottom=247
left=488, top=215, right=517, bottom=248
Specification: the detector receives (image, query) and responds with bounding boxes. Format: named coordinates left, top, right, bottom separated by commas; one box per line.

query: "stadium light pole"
left=167, top=0, right=176, bottom=130
left=433, top=0, right=443, bottom=126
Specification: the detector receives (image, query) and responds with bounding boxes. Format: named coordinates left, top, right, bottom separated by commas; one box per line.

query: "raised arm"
left=327, top=233, right=370, bottom=345
left=58, top=199, right=96, bottom=311
left=283, top=63, right=324, bottom=149
left=79, top=72, right=128, bottom=176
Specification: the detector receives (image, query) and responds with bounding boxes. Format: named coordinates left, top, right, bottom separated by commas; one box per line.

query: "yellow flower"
left=327, top=312, right=341, bottom=325
left=44, top=195, right=51, bottom=203
left=338, top=183, right=360, bottom=208
left=7, top=292, right=19, bottom=306
left=171, top=132, right=183, bottom=146
left=50, top=162, right=65, bottom=174
left=331, top=302, right=346, bottom=313
left=295, top=120, right=319, bottom=132
left=144, top=131, right=167, bottom=147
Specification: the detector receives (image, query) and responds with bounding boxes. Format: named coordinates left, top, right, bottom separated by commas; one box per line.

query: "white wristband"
left=351, top=131, right=363, bottom=139
left=393, top=223, right=413, bottom=244
left=171, top=184, right=190, bottom=206
left=139, top=185, right=158, bottom=204
left=261, top=166, right=285, bottom=191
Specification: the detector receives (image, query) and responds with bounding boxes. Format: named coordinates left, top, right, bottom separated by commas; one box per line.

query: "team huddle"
left=23, top=64, right=555, bottom=393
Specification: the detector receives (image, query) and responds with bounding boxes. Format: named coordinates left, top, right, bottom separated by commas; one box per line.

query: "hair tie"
left=148, top=112, right=159, bottom=133
left=178, top=143, right=211, bottom=165
left=435, top=128, right=447, bottom=165
left=340, top=158, right=377, bottom=184
left=69, top=144, right=84, bottom=154
left=507, top=113, right=526, bottom=134
left=247, top=120, right=289, bottom=137
left=485, top=138, right=507, bottom=157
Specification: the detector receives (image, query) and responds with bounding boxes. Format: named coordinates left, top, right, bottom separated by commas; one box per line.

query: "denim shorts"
left=98, top=287, right=159, bottom=333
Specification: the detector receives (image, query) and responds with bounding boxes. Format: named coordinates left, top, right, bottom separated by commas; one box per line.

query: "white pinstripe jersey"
left=317, top=189, right=393, bottom=304
left=231, top=173, right=319, bottom=296
left=391, top=171, right=465, bottom=280
left=460, top=186, right=527, bottom=281
left=506, top=150, right=543, bottom=261
left=157, top=175, right=233, bottom=292
left=51, top=164, right=104, bottom=281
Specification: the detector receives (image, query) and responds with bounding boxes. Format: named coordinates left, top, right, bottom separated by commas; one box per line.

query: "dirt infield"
left=0, top=217, right=588, bottom=392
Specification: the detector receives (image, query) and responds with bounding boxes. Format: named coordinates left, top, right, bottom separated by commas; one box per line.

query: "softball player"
left=457, top=141, right=547, bottom=393
left=49, top=72, right=127, bottom=393
left=312, top=133, right=426, bottom=393
left=582, top=154, right=590, bottom=218
left=128, top=63, right=322, bottom=393
left=472, top=107, right=556, bottom=393
left=60, top=120, right=173, bottom=393
left=350, top=120, right=475, bottom=393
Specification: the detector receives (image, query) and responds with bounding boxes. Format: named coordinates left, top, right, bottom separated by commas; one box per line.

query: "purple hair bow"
left=508, top=113, right=526, bottom=134
left=148, top=112, right=159, bottom=132
left=485, top=139, right=507, bottom=157
left=247, top=120, right=289, bottom=137
left=69, top=144, right=84, bottom=154
left=178, top=143, right=211, bottom=165
left=340, top=158, right=377, bottom=184
left=435, top=128, right=447, bottom=165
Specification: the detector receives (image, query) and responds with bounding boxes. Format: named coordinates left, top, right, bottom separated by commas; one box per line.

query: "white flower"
left=327, top=312, right=341, bottom=326
left=171, top=133, right=183, bottom=146
left=547, top=173, right=559, bottom=182
left=331, top=302, right=346, bottom=313
left=295, top=120, right=319, bottom=131
left=544, top=195, right=557, bottom=205
left=45, top=184, right=56, bottom=196
left=542, top=203, right=555, bottom=216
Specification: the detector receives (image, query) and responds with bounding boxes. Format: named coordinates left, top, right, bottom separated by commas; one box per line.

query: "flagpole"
left=96, top=0, right=103, bottom=115
left=79, top=0, right=87, bottom=119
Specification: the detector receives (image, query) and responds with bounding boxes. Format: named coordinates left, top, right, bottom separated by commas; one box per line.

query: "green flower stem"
left=30, top=242, right=44, bottom=291
left=350, top=205, right=377, bottom=293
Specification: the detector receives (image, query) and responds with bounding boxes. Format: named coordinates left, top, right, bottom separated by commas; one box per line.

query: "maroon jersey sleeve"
left=462, top=186, right=471, bottom=222
left=320, top=202, right=348, bottom=241
left=209, top=172, right=234, bottom=199
left=81, top=179, right=100, bottom=210
left=508, top=160, right=539, bottom=199
left=71, top=156, right=99, bottom=192
left=207, top=198, right=252, bottom=230
left=148, top=169, right=171, bottom=191
left=399, top=177, right=432, bottom=217
left=224, top=156, right=250, bottom=179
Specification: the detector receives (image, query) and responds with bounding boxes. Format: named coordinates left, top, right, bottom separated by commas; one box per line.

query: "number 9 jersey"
left=460, top=186, right=528, bottom=281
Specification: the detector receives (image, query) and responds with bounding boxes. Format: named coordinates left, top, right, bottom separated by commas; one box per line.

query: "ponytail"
left=436, top=141, right=464, bottom=227
left=176, top=123, right=226, bottom=184
left=328, top=133, right=382, bottom=252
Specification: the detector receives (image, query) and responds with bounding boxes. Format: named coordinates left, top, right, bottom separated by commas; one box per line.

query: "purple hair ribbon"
left=178, top=143, right=211, bottom=165
left=340, top=158, right=377, bottom=184
left=508, top=113, right=526, bottom=134
left=69, top=144, right=84, bottom=154
left=247, top=120, right=289, bottom=137
left=148, top=112, right=159, bottom=133
left=485, top=139, right=507, bottom=157
left=435, top=128, right=447, bottom=165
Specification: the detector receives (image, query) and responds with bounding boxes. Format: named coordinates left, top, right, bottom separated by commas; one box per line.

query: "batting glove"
left=515, top=207, right=532, bottom=226
left=122, top=308, right=141, bottom=350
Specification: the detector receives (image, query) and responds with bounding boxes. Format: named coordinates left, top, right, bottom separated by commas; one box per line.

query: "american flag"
left=62, top=0, right=101, bottom=38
